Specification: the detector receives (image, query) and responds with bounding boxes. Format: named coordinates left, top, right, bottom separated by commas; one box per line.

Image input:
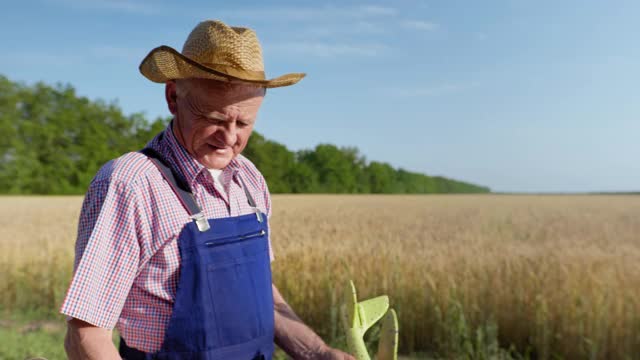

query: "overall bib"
left=120, top=148, right=275, bottom=359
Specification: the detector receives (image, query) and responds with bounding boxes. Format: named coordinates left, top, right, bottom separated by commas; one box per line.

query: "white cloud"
left=301, top=21, right=386, bottom=38
left=358, top=5, right=398, bottom=16
left=218, top=4, right=398, bottom=22
left=2, top=46, right=147, bottom=69
left=401, top=20, right=439, bottom=31
left=267, top=42, right=388, bottom=58
left=352, top=21, right=387, bottom=34
left=387, top=82, right=480, bottom=97
left=49, top=0, right=162, bottom=15
left=475, top=32, right=489, bottom=41
left=91, top=46, right=145, bottom=61
left=1, top=51, right=83, bottom=67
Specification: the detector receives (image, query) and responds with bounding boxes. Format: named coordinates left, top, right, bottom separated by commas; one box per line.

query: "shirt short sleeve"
left=261, top=175, right=275, bottom=262
left=60, top=177, right=146, bottom=329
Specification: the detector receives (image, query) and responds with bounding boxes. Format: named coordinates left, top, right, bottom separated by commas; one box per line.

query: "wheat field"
left=1, top=195, right=639, bottom=359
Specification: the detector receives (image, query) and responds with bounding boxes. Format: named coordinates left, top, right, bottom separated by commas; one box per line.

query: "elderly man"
left=61, top=20, right=354, bottom=360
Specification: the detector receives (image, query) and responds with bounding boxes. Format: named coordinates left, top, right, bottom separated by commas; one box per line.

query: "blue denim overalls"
left=120, top=148, right=274, bottom=359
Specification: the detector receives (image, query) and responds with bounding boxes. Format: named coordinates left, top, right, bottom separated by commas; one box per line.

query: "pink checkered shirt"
left=60, top=123, right=273, bottom=352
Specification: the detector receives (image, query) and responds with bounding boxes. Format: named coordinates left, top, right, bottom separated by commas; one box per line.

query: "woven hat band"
left=202, top=63, right=266, bottom=80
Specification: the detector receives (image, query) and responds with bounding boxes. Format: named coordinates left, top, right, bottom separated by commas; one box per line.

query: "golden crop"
left=1, top=195, right=639, bottom=358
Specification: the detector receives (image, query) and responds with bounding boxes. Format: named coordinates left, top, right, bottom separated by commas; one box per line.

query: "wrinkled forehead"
left=176, top=78, right=265, bottom=101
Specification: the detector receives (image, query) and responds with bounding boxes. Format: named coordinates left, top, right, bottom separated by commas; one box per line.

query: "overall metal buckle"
left=191, top=212, right=210, bottom=232
left=254, top=208, right=264, bottom=223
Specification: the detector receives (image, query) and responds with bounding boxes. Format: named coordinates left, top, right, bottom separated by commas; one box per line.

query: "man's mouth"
left=207, top=143, right=231, bottom=154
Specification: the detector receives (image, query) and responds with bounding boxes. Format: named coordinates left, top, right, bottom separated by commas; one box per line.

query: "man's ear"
left=165, top=80, right=178, bottom=115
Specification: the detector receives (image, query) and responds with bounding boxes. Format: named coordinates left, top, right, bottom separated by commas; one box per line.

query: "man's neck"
left=171, top=119, right=188, bottom=153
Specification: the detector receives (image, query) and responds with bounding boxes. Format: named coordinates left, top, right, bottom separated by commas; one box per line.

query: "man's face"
left=167, top=78, right=265, bottom=169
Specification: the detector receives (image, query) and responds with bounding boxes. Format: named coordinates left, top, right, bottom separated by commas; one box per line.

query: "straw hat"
left=139, top=20, right=305, bottom=88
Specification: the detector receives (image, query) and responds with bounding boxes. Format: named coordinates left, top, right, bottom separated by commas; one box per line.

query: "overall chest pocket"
left=205, top=233, right=273, bottom=348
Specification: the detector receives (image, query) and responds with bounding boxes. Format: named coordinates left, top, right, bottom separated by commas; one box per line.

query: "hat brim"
left=139, top=46, right=305, bottom=88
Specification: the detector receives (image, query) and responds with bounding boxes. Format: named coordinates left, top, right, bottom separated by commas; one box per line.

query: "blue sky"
left=2, top=0, right=639, bottom=192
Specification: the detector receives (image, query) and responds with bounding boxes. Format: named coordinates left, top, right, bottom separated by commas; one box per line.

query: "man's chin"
left=199, top=155, right=232, bottom=170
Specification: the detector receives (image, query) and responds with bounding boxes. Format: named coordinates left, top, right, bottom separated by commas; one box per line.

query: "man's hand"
left=316, top=345, right=357, bottom=360
left=272, top=284, right=356, bottom=360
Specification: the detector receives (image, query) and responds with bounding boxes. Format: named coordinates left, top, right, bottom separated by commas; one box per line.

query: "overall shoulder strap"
left=140, top=148, right=210, bottom=232
left=237, top=173, right=264, bottom=223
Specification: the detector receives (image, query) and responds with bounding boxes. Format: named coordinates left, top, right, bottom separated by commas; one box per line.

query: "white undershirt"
left=208, top=168, right=225, bottom=194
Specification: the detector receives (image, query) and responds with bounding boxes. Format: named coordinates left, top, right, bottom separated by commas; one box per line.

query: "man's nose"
left=219, top=122, right=237, bottom=146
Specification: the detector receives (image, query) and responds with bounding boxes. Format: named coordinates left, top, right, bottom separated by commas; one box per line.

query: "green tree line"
left=0, top=75, right=490, bottom=194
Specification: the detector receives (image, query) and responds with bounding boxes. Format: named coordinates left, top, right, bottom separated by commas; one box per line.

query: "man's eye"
left=238, top=121, right=249, bottom=127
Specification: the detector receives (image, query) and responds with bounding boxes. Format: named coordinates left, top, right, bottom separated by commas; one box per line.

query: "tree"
left=0, top=75, right=490, bottom=195
left=366, top=161, right=396, bottom=193
left=298, top=144, right=361, bottom=193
